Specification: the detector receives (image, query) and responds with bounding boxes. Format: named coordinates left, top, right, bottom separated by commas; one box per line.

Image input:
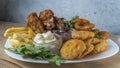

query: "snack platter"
left=4, top=39, right=119, bottom=63
left=4, top=9, right=119, bottom=66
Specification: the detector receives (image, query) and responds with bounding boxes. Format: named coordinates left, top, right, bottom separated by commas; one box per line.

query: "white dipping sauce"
left=33, top=31, right=57, bottom=48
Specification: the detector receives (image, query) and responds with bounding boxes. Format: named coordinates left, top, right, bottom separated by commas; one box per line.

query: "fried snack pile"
left=4, top=27, right=35, bottom=48
left=60, top=17, right=109, bottom=60
left=4, top=9, right=110, bottom=61
left=26, top=9, right=65, bottom=33
left=60, top=33, right=108, bottom=60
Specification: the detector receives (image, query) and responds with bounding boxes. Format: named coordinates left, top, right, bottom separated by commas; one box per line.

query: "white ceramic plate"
left=4, top=39, right=119, bottom=63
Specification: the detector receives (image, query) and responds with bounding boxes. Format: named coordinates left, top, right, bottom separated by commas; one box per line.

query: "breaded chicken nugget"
left=79, top=43, right=94, bottom=58
left=85, top=38, right=101, bottom=45
left=98, top=31, right=109, bottom=40
left=60, top=39, right=86, bottom=60
left=91, top=40, right=108, bottom=54
left=71, top=31, right=95, bottom=40
left=91, top=29, right=100, bottom=34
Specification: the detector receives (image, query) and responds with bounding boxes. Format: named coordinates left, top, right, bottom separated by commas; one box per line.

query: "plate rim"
left=4, top=39, right=119, bottom=63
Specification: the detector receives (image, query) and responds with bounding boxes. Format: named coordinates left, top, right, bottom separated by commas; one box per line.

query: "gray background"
left=0, top=0, right=120, bottom=34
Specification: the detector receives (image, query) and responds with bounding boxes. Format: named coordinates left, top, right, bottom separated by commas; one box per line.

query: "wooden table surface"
left=0, top=21, right=120, bottom=68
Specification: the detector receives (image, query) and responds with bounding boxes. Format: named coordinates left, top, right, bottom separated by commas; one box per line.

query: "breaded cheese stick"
left=71, top=31, right=95, bottom=40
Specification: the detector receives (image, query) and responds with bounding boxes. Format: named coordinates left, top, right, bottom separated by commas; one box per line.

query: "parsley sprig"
left=5, top=45, right=63, bottom=66
left=94, top=34, right=103, bottom=39
left=63, top=16, right=79, bottom=30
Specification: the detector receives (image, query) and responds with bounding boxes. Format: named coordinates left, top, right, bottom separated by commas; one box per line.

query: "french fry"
left=28, top=28, right=35, bottom=37
left=4, top=27, right=35, bottom=48
left=4, top=27, right=28, bottom=37
left=4, top=33, right=13, bottom=37
left=9, top=39, right=20, bottom=48
left=9, top=39, right=32, bottom=48
left=5, top=27, right=27, bottom=33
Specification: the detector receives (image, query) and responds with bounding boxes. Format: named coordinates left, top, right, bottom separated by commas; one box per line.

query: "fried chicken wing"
left=53, top=16, right=65, bottom=30
left=43, top=20, right=55, bottom=30
left=26, top=12, right=45, bottom=33
left=39, top=9, right=54, bottom=21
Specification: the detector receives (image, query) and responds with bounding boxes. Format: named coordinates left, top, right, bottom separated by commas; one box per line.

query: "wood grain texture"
left=0, top=21, right=120, bottom=68
left=0, top=58, right=22, bottom=68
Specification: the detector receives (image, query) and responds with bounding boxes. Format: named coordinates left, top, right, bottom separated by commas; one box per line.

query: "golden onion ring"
left=74, top=23, right=95, bottom=31
left=72, top=18, right=95, bottom=31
